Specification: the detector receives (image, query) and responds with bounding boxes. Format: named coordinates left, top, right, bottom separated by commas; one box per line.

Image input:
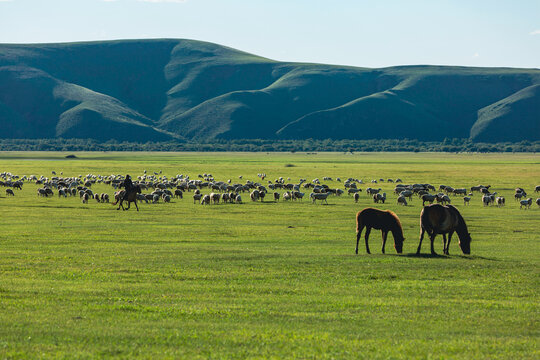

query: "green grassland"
left=0, top=152, right=538, bottom=359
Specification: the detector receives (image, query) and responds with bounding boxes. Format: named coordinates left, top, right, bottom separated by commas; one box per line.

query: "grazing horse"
left=417, top=204, right=471, bottom=255
left=113, top=185, right=142, bottom=211
left=355, top=208, right=405, bottom=254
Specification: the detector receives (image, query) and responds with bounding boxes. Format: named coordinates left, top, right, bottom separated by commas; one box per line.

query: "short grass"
left=0, top=152, right=538, bottom=359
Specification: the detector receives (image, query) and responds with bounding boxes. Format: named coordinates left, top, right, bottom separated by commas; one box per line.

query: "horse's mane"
left=445, top=204, right=470, bottom=239
left=386, top=209, right=404, bottom=234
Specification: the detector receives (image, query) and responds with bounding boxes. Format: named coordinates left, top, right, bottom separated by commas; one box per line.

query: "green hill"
left=0, top=39, right=538, bottom=142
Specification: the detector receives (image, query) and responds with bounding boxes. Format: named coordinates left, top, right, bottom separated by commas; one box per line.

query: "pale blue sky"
left=0, top=0, right=538, bottom=68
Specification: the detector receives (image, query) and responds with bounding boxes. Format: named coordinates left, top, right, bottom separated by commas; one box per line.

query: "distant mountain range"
left=0, top=39, right=538, bottom=143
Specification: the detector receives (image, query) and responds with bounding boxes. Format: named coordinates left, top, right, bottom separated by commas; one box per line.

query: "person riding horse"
left=121, top=174, right=134, bottom=200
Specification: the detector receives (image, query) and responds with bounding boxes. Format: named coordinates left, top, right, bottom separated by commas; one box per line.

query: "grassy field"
left=0, top=152, right=538, bottom=359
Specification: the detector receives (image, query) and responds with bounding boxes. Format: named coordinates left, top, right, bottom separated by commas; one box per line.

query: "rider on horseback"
left=121, top=174, right=134, bottom=200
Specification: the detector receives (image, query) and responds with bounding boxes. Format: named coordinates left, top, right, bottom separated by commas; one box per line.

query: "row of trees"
left=0, top=138, right=538, bottom=152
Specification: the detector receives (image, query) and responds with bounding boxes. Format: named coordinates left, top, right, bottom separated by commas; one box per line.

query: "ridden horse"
left=417, top=204, right=471, bottom=255
left=113, top=185, right=142, bottom=211
left=355, top=208, right=405, bottom=254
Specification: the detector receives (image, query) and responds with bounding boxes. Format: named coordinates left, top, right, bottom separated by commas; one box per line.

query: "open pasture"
left=0, top=151, right=539, bottom=359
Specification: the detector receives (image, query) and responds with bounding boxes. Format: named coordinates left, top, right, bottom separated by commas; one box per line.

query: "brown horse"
left=355, top=208, right=405, bottom=254
left=113, top=185, right=142, bottom=211
left=417, top=204, right=471, bottom=255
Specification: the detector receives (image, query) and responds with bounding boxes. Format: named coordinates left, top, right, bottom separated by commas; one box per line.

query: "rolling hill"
left=0, top=39, right=538, bottom=142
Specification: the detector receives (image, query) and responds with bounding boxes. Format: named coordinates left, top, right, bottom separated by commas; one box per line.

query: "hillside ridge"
left=1, top=39, right=539, bottom=142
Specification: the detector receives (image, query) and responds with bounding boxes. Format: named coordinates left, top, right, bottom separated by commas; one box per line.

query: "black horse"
left=417, top=204, right=471, bottom=255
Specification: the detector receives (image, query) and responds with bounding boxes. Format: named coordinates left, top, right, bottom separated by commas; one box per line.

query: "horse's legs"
left=417, top=227, right=425, bottom=254
left=117, top=199, right=123, bottom=210
left=430, top=234, right=437, bottom=255
left=442, top=234, right=448, bottom=255
left=446, top=232, right=454, bottom=255
left=364, top=227, right=372, bottom=254
left=355, top=225, right=364, bottom=254
left=381, top=230, right=387, bottom=254
left=134, top=200, right=139, bottom=212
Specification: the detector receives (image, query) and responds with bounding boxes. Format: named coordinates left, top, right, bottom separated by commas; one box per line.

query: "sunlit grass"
left=0, top=152, right=538, bottom=359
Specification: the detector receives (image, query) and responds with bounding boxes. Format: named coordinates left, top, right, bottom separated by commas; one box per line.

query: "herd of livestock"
left=1, top=171, right=539, bottom=210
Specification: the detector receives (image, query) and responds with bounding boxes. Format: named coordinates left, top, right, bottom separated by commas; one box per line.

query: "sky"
left=0, top=0, right=538, bottom=69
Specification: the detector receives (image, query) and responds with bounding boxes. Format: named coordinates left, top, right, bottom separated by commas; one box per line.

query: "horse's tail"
left=356, top=211, right=362, bottom=233
left=420, top=206, right=433, bottom=233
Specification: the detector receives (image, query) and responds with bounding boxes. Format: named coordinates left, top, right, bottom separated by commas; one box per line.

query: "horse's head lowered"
left=394, top=233, right=404, bottom=254
left=459, top=232, right=471, bottom=255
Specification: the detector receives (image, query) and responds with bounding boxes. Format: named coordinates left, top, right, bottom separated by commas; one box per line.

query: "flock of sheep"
left=1, top=171, right=539, bottom=210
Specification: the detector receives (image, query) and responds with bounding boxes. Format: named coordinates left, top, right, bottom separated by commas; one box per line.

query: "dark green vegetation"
left=1, top=137, right=540, bottom=152
left=0, top=152, right=538, bottom=359
left=1, top=39, right=539, bottom=143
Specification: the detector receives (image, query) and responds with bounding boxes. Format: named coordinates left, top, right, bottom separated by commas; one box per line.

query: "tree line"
left=0, top=138, right=538, bottom=153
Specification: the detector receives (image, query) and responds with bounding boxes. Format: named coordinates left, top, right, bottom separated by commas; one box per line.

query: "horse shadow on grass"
left=402, top=253, right=499, bottom=261
left=403, top=252, right=449, bottom=259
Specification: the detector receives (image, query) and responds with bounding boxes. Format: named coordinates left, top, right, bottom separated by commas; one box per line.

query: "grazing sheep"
left=535, top=185, right=540, bottom=193
left=310, top=192, right=329, bottom=204
left=250, top=190, right=259, bottom=202
left=421, top=194, right=436, bottom=206
left=162, top=194, right=171, bottom=203
left=536, top=198, right=540, bottom=207
left=153, top=194, right=160, bottom=203
left=353, top=192, right=360, bottom=203
left=235, top=195, right=242, bottom=204
left=463, top=196, right=471, bottom=205
left=373, top=193, right=386, bottom=204
left=283, top=191, right=292, bottom=201
left=136, top=194, right=148, bottom=203
left=514, top=192, right=525, bottom=201
left=174, top=189, right=183, bottom=199
left=200, top=194, right=210, bottom=205
left=259, top=191, right=266, bottom=201
left=210, top=192, right=221, bottom=204
left=294, top=191, right=305, bottom=201
left=221, top=193, right=230, bottom=203
left=273, top=192, right=280, bottom=202
left=482, top=194, right=493, bottom=207
left=520, top=198, right=532, bottom=209
left=82, top=193, right=89, bottom=204
left=495, top=196, right=505, bottom=207
left=400, top=190, right=414, bottom=201
left=397, top=195, right=407, bottom=206
left=101, top=193, right=109, bottom=203
left=5, top=188, right=14, bottom=196
left=366, top=187, right=381, bottom=195
left=436, top=194, right=451, bottom=205
left=193, top=193, right=202, bottom=204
